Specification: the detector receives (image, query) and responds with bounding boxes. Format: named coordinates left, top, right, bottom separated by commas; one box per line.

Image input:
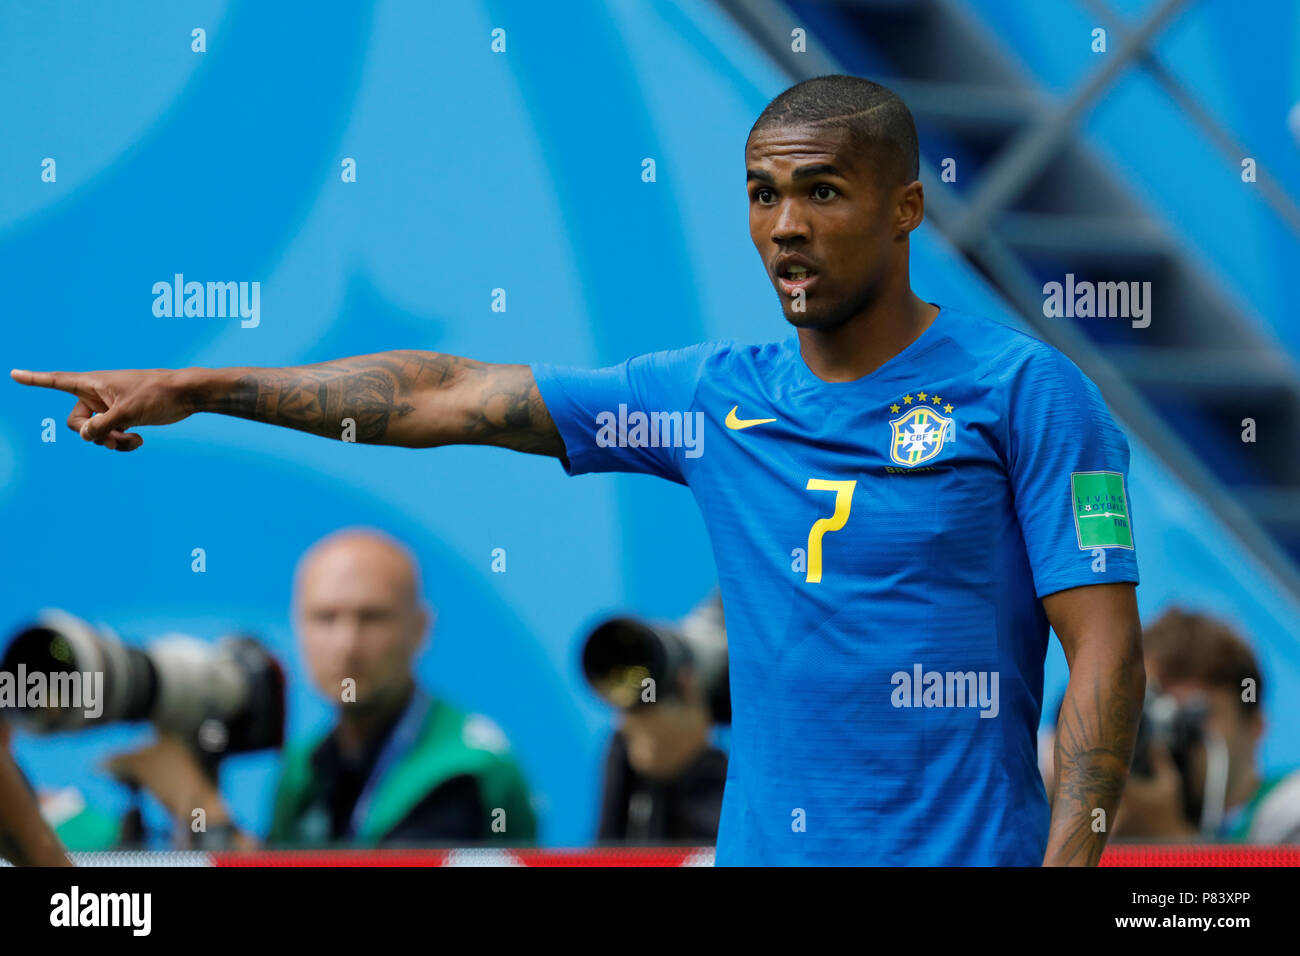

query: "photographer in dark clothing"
left=107, top=529, right=536, bottom=848
left=586, top=597, right=729, bottom=845
left=1113, top=608, right=1300, bottom=842
left=300, top=690, right=484, bottom=843
left=596, top=668, right=727, bottom=843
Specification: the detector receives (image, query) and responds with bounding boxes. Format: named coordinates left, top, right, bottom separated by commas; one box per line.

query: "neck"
left=336, top=681, right=415, bottom=758
left=797, top=286, right=938, bottom=383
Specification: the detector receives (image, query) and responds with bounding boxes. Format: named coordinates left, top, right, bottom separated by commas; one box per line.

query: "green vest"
left=53, top=802, right=121, bottom=851
left=1223, top=775, right=1284, bottom=842
left=269, top=696, right=537, bottom=846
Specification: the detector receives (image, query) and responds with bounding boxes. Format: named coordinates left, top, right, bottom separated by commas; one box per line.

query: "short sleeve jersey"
left=532, top=305, right=1139, bottom=865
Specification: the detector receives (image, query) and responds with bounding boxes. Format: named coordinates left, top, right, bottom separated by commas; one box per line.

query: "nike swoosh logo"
left=725, top=405, right=777, bottom=430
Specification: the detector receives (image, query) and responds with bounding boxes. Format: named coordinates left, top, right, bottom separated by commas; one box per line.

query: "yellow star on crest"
left=917, top=391, right=928, bottom=401
left=944, top=403, right=953, bottom=413
left=903, top=394, right=913, bottom=404
left=889, top=403, right=900, bottom=413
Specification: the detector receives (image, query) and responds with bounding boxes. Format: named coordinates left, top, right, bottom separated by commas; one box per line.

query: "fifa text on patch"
left=1071, top=471, right=1133, bottom=549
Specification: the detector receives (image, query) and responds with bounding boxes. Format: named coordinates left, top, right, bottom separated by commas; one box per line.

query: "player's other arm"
left=1041, top=582, right=1145, bottom=867
left=9, top=352, right=564, bottom=456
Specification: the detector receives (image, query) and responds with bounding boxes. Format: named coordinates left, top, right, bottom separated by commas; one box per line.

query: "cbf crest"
left=887, top=391, right=955, bottom=467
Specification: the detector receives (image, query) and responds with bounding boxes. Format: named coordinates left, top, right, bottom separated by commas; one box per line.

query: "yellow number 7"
left=804, top=479, right=856, bottom=583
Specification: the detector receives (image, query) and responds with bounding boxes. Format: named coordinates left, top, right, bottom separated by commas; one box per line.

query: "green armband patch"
left=1071, top=471, right=1133, bottom=549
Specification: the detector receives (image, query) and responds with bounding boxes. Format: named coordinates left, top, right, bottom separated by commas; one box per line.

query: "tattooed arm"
left=1041, top=582, right=1145, bottom=866
left=10, top=351, right=564, bottom=456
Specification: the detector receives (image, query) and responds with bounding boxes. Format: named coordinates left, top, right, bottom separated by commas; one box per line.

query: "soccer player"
left=11, top=75, right=1144, bottom=866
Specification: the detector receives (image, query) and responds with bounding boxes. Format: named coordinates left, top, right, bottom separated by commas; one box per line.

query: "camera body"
left=582, top=594, right=729, bottom=724
left=1131, top=687, right=1212, bottom=826
left=1, top=609, right=285, bottom=759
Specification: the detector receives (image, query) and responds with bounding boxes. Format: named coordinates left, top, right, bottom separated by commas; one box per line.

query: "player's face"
left=295, top=550, right=425, bottom=712
left=746, top=125, right=901, bottom=330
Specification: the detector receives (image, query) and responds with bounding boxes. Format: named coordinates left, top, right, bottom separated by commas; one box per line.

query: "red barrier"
left=213, top=845, right=1299, bottom=866
left=61, top=845, right=1299, bottom=866
left=1100, top=844, right=1300, bottom=866
left=210, top=847, right=714, bottom=867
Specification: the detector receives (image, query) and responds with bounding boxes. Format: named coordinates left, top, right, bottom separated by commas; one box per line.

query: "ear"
left=896, top=180, right=925, bottom=235
left=411, top=602, right=432, bottom=654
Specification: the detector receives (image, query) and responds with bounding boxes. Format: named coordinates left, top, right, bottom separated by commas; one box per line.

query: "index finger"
left=10, top=369, right=84, bottom=393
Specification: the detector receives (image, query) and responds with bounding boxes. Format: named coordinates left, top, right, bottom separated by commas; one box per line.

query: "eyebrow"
left=746, top=163, right=846, bottom=184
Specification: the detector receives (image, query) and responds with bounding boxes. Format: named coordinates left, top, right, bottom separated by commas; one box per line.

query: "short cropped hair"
left=748, top=74, right=920, bottom=186
left=1143, top=608, right=1262, bottom=716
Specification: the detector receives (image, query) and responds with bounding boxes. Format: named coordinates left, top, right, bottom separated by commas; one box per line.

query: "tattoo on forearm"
left=186, top=354, right=421, bottom=443
left=1047, top=638, right=1143, bottom=865
left=180, top=350, right=561, bottom=454
left=465, top=364, right=562, bottom=455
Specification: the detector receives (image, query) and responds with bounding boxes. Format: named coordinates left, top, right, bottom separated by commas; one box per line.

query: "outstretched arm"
left=1041, top=582, right=1145, bottom=866
left=11, top=351, right=564, bottom=455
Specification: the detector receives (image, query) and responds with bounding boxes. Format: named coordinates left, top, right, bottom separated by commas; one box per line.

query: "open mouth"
left=776, top=266, right=819, bottom=295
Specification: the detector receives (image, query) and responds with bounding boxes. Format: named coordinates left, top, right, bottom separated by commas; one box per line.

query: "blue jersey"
left=532, top=305, right=1139, bottom=865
